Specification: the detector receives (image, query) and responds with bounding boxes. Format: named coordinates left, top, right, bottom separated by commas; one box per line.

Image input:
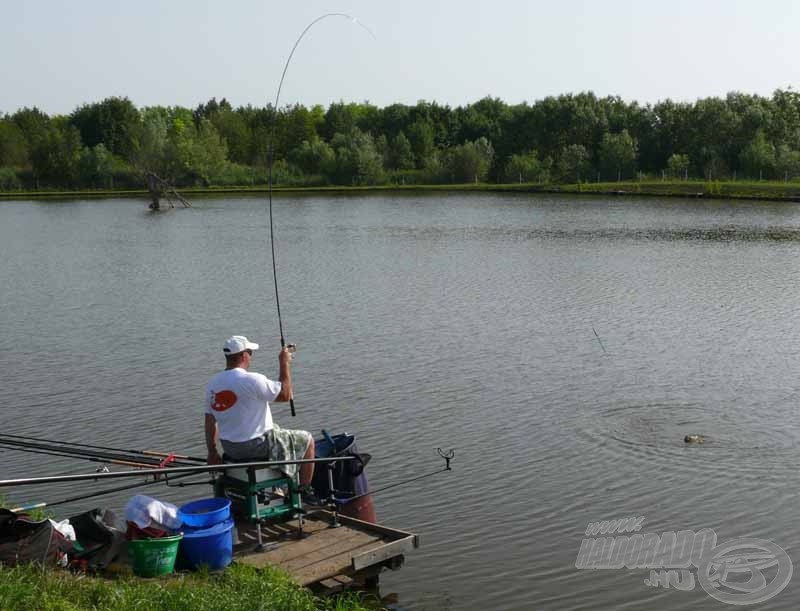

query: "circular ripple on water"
left=575, top=401, right=799, bottom=480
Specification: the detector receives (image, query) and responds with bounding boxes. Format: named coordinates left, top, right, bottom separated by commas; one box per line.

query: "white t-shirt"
left=205, top=368, right=281, bottom=442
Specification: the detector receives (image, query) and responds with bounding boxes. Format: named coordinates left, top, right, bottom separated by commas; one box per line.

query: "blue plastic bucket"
left=178, top=498, right=231, bottom=528
left=179, top=518, right=234, bottom=571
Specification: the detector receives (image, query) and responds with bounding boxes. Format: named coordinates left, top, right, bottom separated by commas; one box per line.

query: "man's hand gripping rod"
left=285, top=342, right=297, bottom=417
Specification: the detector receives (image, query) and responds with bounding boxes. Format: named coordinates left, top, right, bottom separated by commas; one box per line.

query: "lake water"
left=2, top=192, right=800, bottom=610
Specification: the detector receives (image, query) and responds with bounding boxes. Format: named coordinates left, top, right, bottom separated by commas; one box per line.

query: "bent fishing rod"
left=266, top=13, right=375, bottom=418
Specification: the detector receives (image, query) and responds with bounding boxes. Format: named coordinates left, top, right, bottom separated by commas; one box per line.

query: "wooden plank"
left=235, top=516, right=329, bottom=544
left=280, top=532, right=381, bottom=572
left=234, top=520, right=335, bottom=565
left=351, top=536, right=416, bottom=571
left=237, top=525, right=377, bottom=568
left=234, top=512, right=418, bottom=585
left=273, top=529, right=379, bottom=568
left=319, top=578, right=343, bottom=589
left=332, top=574, right=354, bottom=586
left=315, top=573, right=354, bottom=594
left=292, top=541, right=384, bottom=586
left=285, top=516, right=334, bottom=535
left=310, top=510, right=419, bottom=545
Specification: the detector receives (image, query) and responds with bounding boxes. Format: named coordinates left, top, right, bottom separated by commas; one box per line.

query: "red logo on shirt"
left=211, top=390, right=237, bottom=412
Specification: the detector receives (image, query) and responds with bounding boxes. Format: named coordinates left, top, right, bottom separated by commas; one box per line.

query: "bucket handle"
left=321, top=429, right=336, bottom=450
left=347, top=452, right=366, bottom=477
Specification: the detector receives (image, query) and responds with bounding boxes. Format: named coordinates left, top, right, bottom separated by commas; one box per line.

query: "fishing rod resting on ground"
left=9, top=472, right=205, bottom=513
left=0, top=432, right=205, bottom=463
left=0, top=442, right=159, bottom=470
left=266, top=13, right=375, bottom=418
left=0, top=456, right=358, bottom=488
left=0, top=437, right=201, bottom=469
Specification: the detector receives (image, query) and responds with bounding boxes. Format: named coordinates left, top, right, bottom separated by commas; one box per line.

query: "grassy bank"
left=527, top=179, right=800, bottom=201
left=0, top=563, right=376, bottom=611
left=2, top=180, right=800, bottom=202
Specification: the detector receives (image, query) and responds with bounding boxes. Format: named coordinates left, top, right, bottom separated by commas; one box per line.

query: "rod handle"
left=290, top=397, right=296, bottom=417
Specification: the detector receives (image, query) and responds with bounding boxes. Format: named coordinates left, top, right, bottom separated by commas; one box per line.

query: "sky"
left=3, top=0, right=800, bottom=116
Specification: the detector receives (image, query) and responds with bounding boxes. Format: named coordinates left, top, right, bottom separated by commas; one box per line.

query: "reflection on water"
left=387, top=225, right=800, bottom=243
left=2, top=193, right=800, bottom=610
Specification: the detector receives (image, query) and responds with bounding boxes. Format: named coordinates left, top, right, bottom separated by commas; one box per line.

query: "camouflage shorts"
left=221, top=424, right=312, bottom=478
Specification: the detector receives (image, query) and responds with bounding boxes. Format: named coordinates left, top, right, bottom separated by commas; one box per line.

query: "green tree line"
left=2, top=89, right=800, bottom=191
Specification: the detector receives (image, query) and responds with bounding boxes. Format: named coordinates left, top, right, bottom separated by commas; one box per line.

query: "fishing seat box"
left=213, top=457, right=301, bottom=522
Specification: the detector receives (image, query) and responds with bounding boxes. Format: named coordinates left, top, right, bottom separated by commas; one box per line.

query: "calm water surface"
left=2, top=192, right=800, bottom=610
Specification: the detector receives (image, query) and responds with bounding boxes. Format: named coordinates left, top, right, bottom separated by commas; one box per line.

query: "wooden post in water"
left=145, top=172, right=161, bottom=210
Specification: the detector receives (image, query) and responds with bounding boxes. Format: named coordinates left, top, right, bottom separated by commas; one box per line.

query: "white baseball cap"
left=223, top=335, right=259, bottom=355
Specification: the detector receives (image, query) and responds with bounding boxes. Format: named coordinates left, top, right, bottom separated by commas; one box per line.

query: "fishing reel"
left=286, top=343, right=297, bottom=354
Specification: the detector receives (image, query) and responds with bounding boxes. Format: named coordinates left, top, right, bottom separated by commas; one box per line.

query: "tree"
left=700, top=146, right=729, bottom=180
left=29, top=119, right=83, bottom=186
left=323, top=129, right=384, bottom=185
left=378, top=103, right=411, bottom=139
left=320, top=102, right=358, bottom=140
left=598, top=129, right=637, bottom=180
left=0, top=167, right=21, bottom=190
left=502, top=150, right=551, bottom=183
left=354, top=130, right=385, bottom=185
left=456, top=97, right=506, bottom=146
left=11, top=107, right=50, bottom=154
left=407, top=119, right=436, bottom=168
left=173, top=118, right=229, bottom=185
left=771, top=89, right=800, bottom=150
left=739, top=130, right=776, bottom=179
left=775, top=144, right=800, bottom=181
left=0, top=118, right=28, bottom=166
left=212, top=107, right=251, bottom=165
left=386, top=132, right=415, bottom=170
left=444, top=137, right=494, bottom=183
left=79, top=143, right=113, bottom=187
left=273, top=104, right=321, bottom=160
left=288, top=139, right=334, bottom=175
left=688, top=97, right=740, bottom=175
left=69, top=97, right=140, bottom=160
left=557, top=144, right=592, bottom=182
left=666, top=153, right=690, bottom=179
left=133, top=107, right=171, bottom=176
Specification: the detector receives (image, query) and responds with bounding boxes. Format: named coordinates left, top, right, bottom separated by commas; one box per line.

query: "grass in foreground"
left=0, top=563, right=378, bottom=611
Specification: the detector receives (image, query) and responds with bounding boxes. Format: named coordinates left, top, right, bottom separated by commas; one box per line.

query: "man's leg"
left=299, top=437, right=315, bottom=485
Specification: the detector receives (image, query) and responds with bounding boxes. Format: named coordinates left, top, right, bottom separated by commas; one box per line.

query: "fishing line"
left=331, top=448, right=454, bottom=505
left=266, top=13, right=375, bottom=417
left=592, top=326, right=608, bottom=354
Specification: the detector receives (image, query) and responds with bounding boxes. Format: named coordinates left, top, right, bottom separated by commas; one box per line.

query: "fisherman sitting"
left=205, top=336, right=315, bottom=486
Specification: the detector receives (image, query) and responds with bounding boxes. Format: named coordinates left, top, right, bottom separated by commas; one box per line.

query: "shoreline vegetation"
left=0, top=563, right=376, bottom=611
left=2, top=180, right=800, bottom=203
left=3, top=91, right=800, bottom=198
left=0, top=498, right=375, bottom=611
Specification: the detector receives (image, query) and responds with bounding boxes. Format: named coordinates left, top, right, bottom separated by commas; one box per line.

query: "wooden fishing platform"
left=234, top=510, right=418, bottom=590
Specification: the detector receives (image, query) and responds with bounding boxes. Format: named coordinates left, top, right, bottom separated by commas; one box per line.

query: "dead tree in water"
left=144, top=172, right=192, bottom=210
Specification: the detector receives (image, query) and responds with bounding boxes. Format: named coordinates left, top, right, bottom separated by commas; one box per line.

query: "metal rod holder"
left=327, top=462, right=340, bottom=528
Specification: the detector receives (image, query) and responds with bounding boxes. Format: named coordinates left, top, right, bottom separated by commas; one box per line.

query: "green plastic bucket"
left=128, top=534, right=183, bottom=577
